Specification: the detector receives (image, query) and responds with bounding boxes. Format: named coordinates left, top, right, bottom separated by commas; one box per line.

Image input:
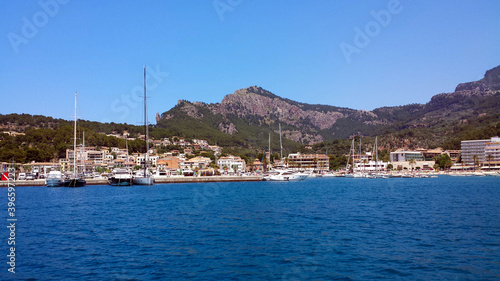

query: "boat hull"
left=46, top=179, right=64, bottom=187
left=133, top=177, right=154, bottom=185
left=108, top=177, right=133, bottom=186
left=63, top=178, right=86, bottom=187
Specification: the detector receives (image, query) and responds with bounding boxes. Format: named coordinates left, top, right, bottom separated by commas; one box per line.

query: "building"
left=484, top=138, right=500, bottom=170
left=461, top=137, right=500, bottom=165
left=445, top=150, right=461, bottom=162
left=157, top=156, right=180, bottom=171
left=391, top=160, right=435, bottom=171
left=287, top=153, right=329, bottom=171
left=390, top=151, right=425, bottom=162
left=217, top=155, right=246, bottom=172
left=354, top=161, right=388, bottom=172
left=180, top=156, right=211, bottom=170
left=135, top=155, right=159, bottom=167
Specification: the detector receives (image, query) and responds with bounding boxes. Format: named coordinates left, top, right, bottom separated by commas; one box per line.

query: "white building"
left=354, top=161, right=388, bottom=172
left=461, top=136, right=500, bottom=165
left=390, top=151, right=425, bottom=162
left=217, top=155, right=246, bottom=172
left=136, top=155, right=159, bottom=167
left=180, top=156, right=212, bottom=170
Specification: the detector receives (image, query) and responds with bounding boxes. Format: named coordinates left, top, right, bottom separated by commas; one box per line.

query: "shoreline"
left=0, top=175, right=264, bottom=187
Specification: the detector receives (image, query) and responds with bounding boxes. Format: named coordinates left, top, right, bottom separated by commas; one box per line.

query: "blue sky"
left=1, top=0, right=499, bottom=125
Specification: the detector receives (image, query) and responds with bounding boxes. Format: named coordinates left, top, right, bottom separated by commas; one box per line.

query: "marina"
left=3, top=176, right=499, bottom=280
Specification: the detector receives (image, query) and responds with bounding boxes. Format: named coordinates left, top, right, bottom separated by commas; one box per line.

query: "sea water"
left=1, top=176, right=499, bottom=280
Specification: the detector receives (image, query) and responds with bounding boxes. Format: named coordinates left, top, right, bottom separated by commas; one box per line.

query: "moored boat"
left=266, top=169, right=308, bottom=181
left=108, top=168, right=133, bottom=186
left=45, top=171, right=63, bottom=187
left=63, top=91, right=86, bottom=188
left=133, top=66, right=154, bottom=186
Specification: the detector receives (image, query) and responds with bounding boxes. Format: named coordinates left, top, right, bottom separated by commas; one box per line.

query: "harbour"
left=0, top=175, right=265, bottom=187
left=2, top=176, right=499, bottom=280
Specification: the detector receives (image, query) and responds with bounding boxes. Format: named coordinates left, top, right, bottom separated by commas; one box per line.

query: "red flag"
left=1, top=172, right=8, bottom=181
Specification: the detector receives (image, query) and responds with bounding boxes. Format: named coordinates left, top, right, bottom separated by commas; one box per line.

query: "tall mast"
left=73, top=91, right=77, bottom=178
left=268, top=133, right=271, bottom=171
left=82, top=130, right=85, bottom=175
left=359, top=136, right=362, bottom=169
left=144, top=66, right=148, bottom=176
left=351, top=138, right=355, bottom=173
left=279, top=123, right=283, bottom=162
left=126, top=135, right=129, bottom=168
left=375, top=136, right=378, bottom=172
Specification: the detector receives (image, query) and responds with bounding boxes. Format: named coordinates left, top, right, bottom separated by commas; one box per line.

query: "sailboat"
left=265, top=124, right=308, bottom=181
left=133, top=66, right=155, bottom=185
left=63, top=92, right=86, bottom=187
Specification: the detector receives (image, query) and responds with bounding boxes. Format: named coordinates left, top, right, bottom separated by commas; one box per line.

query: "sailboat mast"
left=268, top=133, right=271, bottom=171
left=82, top=130, right=85, bottom=175
left=375, top=136, right=378, bottom=172
left=359, top=136, right=362, bottom=170
left=144, top=66, right=148, bottom=176
left=279, top=123, right=283, bottom=162
left=73, top=91, right=77, bottom=178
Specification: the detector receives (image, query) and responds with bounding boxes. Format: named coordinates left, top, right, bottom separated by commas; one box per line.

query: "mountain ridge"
left=157, top=65, right=500, bottom=148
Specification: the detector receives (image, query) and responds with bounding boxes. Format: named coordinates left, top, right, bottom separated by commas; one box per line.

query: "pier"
left=0, top=176, right=264, bottom=187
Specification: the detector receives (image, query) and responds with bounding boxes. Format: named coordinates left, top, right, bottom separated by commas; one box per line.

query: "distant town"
left=1, top=129, right=499, bottom=180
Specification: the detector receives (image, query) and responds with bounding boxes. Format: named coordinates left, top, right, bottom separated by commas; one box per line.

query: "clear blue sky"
left=1, top=0, right=499, bottom=125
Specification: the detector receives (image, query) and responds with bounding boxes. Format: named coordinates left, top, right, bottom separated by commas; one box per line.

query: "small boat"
left=45, top=171, right=63, bottom=187
left=108, top=168, right=133, bottom=186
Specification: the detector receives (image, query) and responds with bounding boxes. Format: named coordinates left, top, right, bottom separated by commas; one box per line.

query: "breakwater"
left=0, top=176, right=264, bottom=187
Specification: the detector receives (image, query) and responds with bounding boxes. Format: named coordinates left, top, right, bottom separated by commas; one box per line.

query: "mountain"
left=157, top=65, right=500, bottom=150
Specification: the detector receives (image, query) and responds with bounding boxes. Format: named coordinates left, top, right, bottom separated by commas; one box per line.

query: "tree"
left=487, top=154, right=493, bottom=170
left=435, top=153, right=453, bottom=171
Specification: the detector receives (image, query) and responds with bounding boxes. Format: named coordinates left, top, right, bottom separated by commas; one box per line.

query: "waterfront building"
left=390, top=151, right=425, bottom=162
left=354, top=161, right=389, bottom=172
left=446, top=150, right=461, bottom=162
left=391, top=160, right=435, bottom=171
left=287, top=153, right=329, bottom=172
left=252, top=159, right=264, bottom=172
left=157, top=156, right=180, bottom=172
left=180, top=156, right=211, bottom=170
left=136, top=154, right=159, bottom=167
left=217, top=155, right=246, bottom=172
left=484, top=139, right=500, bottom=170
left=461, top=136, right=500, bottom=165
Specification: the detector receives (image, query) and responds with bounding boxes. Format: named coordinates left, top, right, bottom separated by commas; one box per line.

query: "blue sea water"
left=1, top=176, right=499, bottom=280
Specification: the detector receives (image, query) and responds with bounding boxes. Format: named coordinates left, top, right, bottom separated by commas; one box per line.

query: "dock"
left=0, top=176, right=264, bottom=187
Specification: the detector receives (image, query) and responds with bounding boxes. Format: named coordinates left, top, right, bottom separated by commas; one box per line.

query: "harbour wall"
left=0, top=176, right=263, bottom=187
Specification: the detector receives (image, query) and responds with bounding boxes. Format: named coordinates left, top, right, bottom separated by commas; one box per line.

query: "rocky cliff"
left=157, top=65, right=500, bottom=148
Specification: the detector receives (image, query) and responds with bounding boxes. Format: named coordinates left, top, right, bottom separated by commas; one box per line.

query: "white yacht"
left=265, top=170, right=308, bottom=181
left=45, top=171, right=63, bottom=187
left=108, top=168, right=133, bottom=186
